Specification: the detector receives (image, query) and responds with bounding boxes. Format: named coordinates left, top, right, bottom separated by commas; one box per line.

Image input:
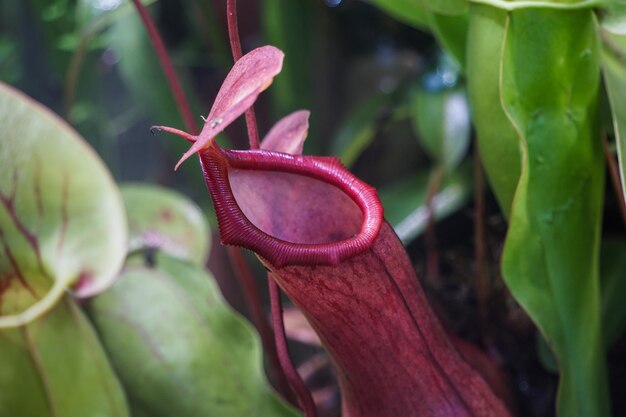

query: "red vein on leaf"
left=130, top=0, right=198, bottom=134
left=34, top=161, right=44, bottom=218
left=226, top=0, right=260, bottom=149
left=0, top=170, right=44, bottom=273
left=268, top=274, right=318, bottom=417
left=0, top=228, right=37, bottom=298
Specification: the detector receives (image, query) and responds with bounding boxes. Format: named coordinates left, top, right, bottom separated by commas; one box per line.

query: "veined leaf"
left=89, top=253, right=300, bottom=417
left=0, top=296, right=130, bottom=417
left=121, top=184, right=210, bottom=265
left=0, top=82, right=126, bottom=327
left=499, top=9, right=609, bottom=417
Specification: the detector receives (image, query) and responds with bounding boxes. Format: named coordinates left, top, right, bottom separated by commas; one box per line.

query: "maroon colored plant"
left=156, top=45, right=512, bottom=417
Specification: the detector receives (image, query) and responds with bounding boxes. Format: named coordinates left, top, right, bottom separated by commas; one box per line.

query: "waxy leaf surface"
left=121, top=184, right=210, bottom=265
left=0, top=82, right=126, bottom=327
left=498, top=9, right=609, bottom=417
left=0, top=296, right=129, bottom=417
left=90, top=253, right=300, bottom=417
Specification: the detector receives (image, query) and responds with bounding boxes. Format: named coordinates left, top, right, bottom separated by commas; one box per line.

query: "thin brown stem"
left=131, top=0, right=198, bottom=134
left=226, top=0, right=261, bottom=149
left=268, top=275, right=319, bottom=417
left=226, top=247, right=294, bottom=402
left=473, top=150, right=489, bottom=332
left=602, top=136, right=626, bottom=228
left=424, top=165, right=444, bottom=285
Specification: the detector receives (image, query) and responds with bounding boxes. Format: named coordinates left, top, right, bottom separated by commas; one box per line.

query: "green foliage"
left=121, top=184, right=211, bottom=265
left=0, top=296, right=130, bottom=417
left=380, top=162, right=472, bottom=243
left=90, top=253, right=300, bottom=417
left=0, top=82, right=127, bottom=327
left=497, top=10, right=608, bottom=417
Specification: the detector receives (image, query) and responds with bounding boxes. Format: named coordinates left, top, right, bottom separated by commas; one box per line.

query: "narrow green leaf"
left=0, top=82, right=127, bottom=327
left=121, top=184, right=210, bottom=265
left=499, top=10, right=609, bottom=417
left=90, top=253, right=300, bottom=417
left=0, top=296, right=130, bottom=417
left=380, top=162, right=472, bottom=243
left=331, top=92, right=397, bottom=168
left=467, top=5, right=521, bottom=219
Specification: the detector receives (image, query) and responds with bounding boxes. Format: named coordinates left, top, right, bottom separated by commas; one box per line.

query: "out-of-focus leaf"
left=499, top=10, right=609, bottom=417
left=366, top=0, right=468, bottom=67
left=262, top=0, right=314, bottom=120
left=467, top=5, right=521, bottom=219
left=365, top=0, right=431, bottom=30
left=600, top=1, right=626, bottom=35
left=331, top=92, right=404, bottom=168
left=0, top=296, right=130, bottom=417
left=412, top=55, right=470, bottom=171
left=600, top=240, right=626, bottom=346
left=380, top=162, right=472, bottom=244
left=121, top=184, right=210, bottom=265
left=90, top=253, right=301, bottom=417
left=0, top=82, right=126, bottom=327
left=601, top=29, right=626, bottom=202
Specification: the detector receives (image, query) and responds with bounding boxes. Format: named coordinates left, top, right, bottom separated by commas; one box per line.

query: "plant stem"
left=226, top=0, right=261, bottom=149
left=268, top=275, right=319, bottom=417
left=424, top=165, right=444, bottom=285
left=130, top=0, right=198, bottom=134
left=226, top=247, right=295, bottom=403
left=602, top=136, right=626, bottom=228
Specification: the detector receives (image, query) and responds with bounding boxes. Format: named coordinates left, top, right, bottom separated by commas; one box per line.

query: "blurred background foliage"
left=1, top=1, right=626, bottom=416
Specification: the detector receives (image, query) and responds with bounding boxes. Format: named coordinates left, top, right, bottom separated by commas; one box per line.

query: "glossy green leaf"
left=0, top=296, right=130, bottom=417
left=467, top=5, right=521, bottom=219
left=90, top=253, right=300, bottom=417
left=600, top=29, right=626, bottom=202
left=412, top=78, right=470, bottom=171
left=0, top=82, right=126, bottom=327
left=121, top=184, right=210, bottom=265
left=499, top=10, right=609, bottom=417
left=428, top=13, right=469, bottom=67
left=380, top=162, right=472, bottom=243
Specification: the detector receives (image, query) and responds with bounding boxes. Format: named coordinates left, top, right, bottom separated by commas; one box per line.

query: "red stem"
left=424, top=166, right=443, bottom=285
left=226, top=247, right=295, bottom=402
left=268, top=275, right=319, bottom=417
left=226, top=0, right=261, bottom=149
left=130, top=0, right=198, bottom=134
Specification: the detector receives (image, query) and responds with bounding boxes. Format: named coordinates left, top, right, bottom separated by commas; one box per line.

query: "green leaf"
left=0, top=82, right=127, bottom=327
left=331, top=92, right=399, bottom=168
left=600, top=30, right=626, bottom=202
left=498, top=9, right=609, bottom=417
left=0, top=296, right=130, bottom=417
left=121, top=184, right=210, bottom=265
left=89, top=253, right=300, bottom=417
left=366, top=0, right=431, bottom=30
left=411, top=62, right=470, bottom=171
left=600, top=240, right=626, bottom=346
left=380, top=162, right=472, bottom=243
left=466, top=5, right=521, bottom=219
